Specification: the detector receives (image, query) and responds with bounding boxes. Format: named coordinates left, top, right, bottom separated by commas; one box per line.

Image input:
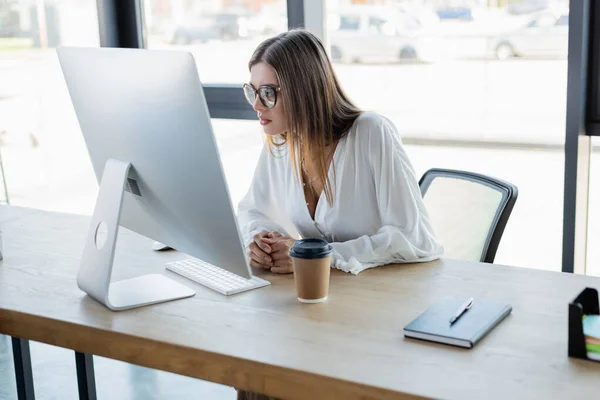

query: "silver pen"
left=449, top=298, right=474, bottom=325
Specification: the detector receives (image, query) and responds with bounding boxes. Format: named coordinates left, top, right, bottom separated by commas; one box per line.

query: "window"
left=327, top=1, right=570, bottom=271
left=142, top=0, right=288, bottom=84
left=534, top=15, right=558, bottom=28
left=367, top=16, right=396, bottom=36
left=557, top=15, right=569, bottom=26
left=0, top=0, right=100, bottom=213
left=211, top=119, right=264, bottom=209
left=338, top=15, right=361, bottom=31
left=586, top=137, right=600, bottom=277
left=368, top=16, right=385, bottom=32
left=0, top=1, right=272, bottom=214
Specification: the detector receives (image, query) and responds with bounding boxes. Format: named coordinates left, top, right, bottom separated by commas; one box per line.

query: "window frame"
left=97, top=0, right=307, bottom=120
left=97, top=0, right=600, bottom=274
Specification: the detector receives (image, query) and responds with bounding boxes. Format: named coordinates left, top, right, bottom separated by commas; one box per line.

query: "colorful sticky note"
left=583, top=315, right=600, bottom=341
left=586, top=342, right=600, bottom=354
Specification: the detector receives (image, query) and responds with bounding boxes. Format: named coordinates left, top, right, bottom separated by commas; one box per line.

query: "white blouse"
left=237, top=112, right=443, bottom=274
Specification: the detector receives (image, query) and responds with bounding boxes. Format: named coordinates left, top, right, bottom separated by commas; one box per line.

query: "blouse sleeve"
left=237, top=144, right=294, bottom=247
left=330, top=116, right=443, bottom=274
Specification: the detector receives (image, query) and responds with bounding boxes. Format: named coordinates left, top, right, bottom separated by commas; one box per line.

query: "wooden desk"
left=1, top=206, right=600, bottom=399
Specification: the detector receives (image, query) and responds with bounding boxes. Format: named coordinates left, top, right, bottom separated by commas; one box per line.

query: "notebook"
left=403, top=298, right=512, bottom=349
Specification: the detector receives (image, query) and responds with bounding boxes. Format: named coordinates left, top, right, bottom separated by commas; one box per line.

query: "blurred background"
left=3, top=0, right=600, bottom=277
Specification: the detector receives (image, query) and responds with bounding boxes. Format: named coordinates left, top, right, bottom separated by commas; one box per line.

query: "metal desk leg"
left=11, top=337, right=34, bottom=400
left=75, top=352, right=97, bottom=400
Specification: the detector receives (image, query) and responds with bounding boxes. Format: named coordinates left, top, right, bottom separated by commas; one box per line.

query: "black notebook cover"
left=403, top=298, right=512, bottom=348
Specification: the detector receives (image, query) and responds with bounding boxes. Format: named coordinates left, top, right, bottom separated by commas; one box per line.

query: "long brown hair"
left=248, top=29, right=362, bottom=205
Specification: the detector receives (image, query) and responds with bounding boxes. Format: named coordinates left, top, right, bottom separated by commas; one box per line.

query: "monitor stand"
left=77, top=158, right=195, bottom=311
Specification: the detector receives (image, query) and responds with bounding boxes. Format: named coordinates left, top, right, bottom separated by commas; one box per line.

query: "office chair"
left=419, top=168, right=518, bottom=263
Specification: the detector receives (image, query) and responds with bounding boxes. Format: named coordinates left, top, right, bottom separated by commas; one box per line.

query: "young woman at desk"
left=238, top=29, right=443, bottom=277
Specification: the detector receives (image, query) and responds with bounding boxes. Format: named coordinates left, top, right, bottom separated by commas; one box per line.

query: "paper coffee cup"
left=290, top=238, right=333, bottom=303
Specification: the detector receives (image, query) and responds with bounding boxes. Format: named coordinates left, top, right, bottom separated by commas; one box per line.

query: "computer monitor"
left=57, top=47, right=252, bottom=311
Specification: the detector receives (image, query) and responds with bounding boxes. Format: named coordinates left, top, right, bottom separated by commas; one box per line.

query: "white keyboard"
left=165, top=258, right=270, bottom=295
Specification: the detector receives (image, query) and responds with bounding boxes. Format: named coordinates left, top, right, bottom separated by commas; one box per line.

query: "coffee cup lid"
left=290, top=238, right=333, bottom=259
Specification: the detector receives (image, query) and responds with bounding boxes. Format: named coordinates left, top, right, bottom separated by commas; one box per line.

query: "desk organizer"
left=569, top=287, right=600, bottom=362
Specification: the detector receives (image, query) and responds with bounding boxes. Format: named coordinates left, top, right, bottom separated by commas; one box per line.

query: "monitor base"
left=77, top=158, right=195, bottom=311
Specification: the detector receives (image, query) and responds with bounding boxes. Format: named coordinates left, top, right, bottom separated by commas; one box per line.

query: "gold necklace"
left=300, top=158, right=320, bottom=208
left=300, top=144, right=335, bottom=205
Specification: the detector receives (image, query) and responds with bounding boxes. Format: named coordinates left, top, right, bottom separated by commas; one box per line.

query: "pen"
left=449, top=298, right=474, bottom=325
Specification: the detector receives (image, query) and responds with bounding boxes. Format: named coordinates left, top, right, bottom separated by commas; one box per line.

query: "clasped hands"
left=247, top=231, right=296, bottom=274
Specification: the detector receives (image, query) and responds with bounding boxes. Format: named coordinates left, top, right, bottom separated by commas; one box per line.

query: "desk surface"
left=1, top=206, right=600, bottom=399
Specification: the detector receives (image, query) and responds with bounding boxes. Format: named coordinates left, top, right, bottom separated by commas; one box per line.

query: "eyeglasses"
left=243, top=83, right=281, bottom=109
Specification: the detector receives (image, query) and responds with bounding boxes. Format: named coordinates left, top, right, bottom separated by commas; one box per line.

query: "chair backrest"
left=419, top=168, right=518, bottom=263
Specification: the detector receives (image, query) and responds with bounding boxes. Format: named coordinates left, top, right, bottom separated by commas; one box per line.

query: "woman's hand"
left=247, top=231, right=274, bottom=269
left=261, top=234, right=296, bottom=274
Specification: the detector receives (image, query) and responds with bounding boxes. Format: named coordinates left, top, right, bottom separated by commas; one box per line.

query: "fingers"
left=261, top=233, right=288, bottom=246
left=251, top=254, right=272, bottom=268
left=249, top=242, right=270, bottom=260
left=250, top=253, right=272, bottom=268
left=262, top=239, right=280, bottom=251
left=263, top=238, right=295, bottom=263
left=254, top=233, right=272, bottom=253
left=260, top=243, right=291, bottom=272
left=261, top=236, right=280, bottom=246
left=272, top=255, right=292, bottom=267
left=261, top=238, right=277, bottom=246
left=250, top=232, right=293, bottom=273
left=248, top=250, right=271, bottom=269
left=262, top=237, right=289, bottom=245
left=248, top=242, right=273, bottom=268
left=249, top=258, right=270, bottom=270
left=270, top=264, right=293, bottom=274
left=270, top=249, right=290, bottom=261
left=262, top=238, right=291, bottom=250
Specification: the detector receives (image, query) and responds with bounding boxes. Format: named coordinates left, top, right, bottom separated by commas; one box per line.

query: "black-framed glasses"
left=243, top=83, right=281, bottom=109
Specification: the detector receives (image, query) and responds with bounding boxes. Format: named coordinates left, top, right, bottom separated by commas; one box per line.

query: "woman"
left=238, top=29, right=442, bottom=277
